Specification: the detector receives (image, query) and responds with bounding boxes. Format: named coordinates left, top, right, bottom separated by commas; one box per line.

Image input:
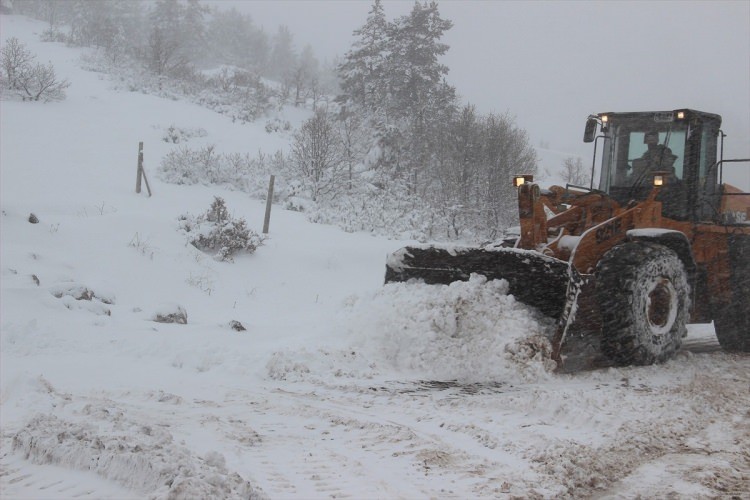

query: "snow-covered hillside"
left=2, top=15, right=748, bottom=499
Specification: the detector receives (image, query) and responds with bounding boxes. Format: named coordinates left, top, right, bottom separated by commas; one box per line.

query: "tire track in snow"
left=225, top=384, right=529, bottom=498
left=233, top=387, right=439, bottom=499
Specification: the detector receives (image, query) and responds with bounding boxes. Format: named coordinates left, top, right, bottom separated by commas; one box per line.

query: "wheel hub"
left=647, top=278, right=678, bottom=334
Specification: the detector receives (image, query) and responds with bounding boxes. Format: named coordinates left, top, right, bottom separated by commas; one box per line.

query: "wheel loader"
left=385, top=109, right=750, bottom=368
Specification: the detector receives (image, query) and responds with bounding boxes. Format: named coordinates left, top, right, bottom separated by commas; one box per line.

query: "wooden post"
left=142, top=163, right=152, bottom=197
left=135, top=142, right=152, bottom=197
left=136, top=142, right=143, bottom=193
left=263, top=175, right=275, bottom=234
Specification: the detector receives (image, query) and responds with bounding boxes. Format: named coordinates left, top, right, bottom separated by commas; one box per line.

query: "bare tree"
left=561, top=156, right=588, bottom=186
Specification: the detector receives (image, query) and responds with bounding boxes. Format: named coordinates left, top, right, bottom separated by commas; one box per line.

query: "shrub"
left=158, top=145, right=286, bottom=201
left=162, top=124, right=207, bottom=144
left=179, top=197, right=264, bottom=262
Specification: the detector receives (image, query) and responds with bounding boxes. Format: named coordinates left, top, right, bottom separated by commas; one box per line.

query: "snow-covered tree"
left=1, top=37, right=69, bottom=101
left=478, top=112, right=538, bottom=232
left=386, top=1, right=453, bottom=121
left=290, top=110, right=346, bottom=202
left=147, top=0, right=187, bottom=76
left=292, top=44, right=319, bottom=106
left=1, top=36, right=33, bottom=89
left=205, top=8, right=268, bottom=72
left=180, top=0, right=208, bottom=65
left=338, top=0, right=389, bottom=112
left=15, top=60, right=70, bottom=101
left=385, top=1, right=456, bottom=193
left=438, top=104, right=481, bottom=208
left=269, top=25, right=296, bottom=87
left=336, top=109, right=369, bottom=190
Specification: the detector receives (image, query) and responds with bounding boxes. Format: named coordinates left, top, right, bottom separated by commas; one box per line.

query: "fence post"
left=136, top=142, right=143, bottom=194
left=135, top=142, right=152, bottom=197
left=263, top=175, right=275, bottom=234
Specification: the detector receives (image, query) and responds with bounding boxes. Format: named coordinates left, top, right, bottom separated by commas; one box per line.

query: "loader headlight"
left=513, top=175, right=533, bottom=187
left=676, top=110, right=686, bottom=120
left=600, top=114, right=610, bottom=132
left=653, top=174, right=665, bottom=187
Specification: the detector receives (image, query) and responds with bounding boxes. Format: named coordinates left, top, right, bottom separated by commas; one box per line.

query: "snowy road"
left=3, top=326, right=748, bottom=499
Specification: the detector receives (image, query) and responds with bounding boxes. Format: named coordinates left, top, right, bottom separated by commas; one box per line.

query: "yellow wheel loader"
left=386, top=109, right=750, bottom=368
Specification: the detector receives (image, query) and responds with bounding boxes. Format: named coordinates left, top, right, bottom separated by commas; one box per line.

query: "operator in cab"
left=631, top=130, right=677, bottom=184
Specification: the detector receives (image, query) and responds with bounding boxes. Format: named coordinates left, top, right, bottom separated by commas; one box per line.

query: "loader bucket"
left=385, top=245, right=574, bottom=318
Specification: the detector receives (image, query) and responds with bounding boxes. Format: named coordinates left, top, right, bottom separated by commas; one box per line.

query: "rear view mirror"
left=583, top=117, right=598, bottom=143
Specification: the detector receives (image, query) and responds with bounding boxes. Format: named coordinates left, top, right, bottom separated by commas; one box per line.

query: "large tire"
left=713, top=234, right=750, bottom=352
left=595, top=242, right=690, bottom=365
left=714, top=309, right=750, bottom=352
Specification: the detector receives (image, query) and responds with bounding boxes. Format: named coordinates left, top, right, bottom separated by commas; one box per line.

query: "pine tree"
left=293, top=44, right=319, bottom=106
left=181, top=0, right=208, bottom=66
left=386, top=1, right=456, bottom=194
left=386, top=1, right=453, bottom=120
left=338, top=0, right=388, bottom=111
left=269, top=25, right=296, bottom=83
left=148, top=0, right=185, bottom=75
left=205, top=8, right=269, bottom=72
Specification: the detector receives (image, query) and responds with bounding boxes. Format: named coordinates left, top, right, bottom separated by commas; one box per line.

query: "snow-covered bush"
left=152, top=304, right=188, bottom=324
left=264, top=117, right=292, bottom=133
left=307, top=185, right=433, bottom=241
left=162, top=124, right=207, bottom=144
left=159, top=146, right=284, bottom=199
left=160, top=146, right=222, bottom=185
left=200, top=67, right=272, bottom=123
left=179, top=197, right=264, bottom=262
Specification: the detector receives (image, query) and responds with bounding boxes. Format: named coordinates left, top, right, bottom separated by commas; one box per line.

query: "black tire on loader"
left=713, top=234, right=750, bottom=352
left=714, top=308, right=750, bottom=352
left=595, top=242, right=690, bottom=366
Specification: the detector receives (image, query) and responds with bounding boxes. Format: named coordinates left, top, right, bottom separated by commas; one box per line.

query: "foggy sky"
left=209, top=0, right=750, bottom=187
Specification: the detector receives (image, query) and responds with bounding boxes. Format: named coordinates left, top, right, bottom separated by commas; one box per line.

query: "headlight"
left=513, top=175, right=533, bottom=187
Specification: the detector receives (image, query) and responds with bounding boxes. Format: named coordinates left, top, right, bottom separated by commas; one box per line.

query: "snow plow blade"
left=385, top=245, right=574, bottom=318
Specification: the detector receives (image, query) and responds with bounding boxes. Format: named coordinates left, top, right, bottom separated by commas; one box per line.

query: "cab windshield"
left=593, top=111, right=722, bottom=222
left=599, top=123, right=687, bottom=193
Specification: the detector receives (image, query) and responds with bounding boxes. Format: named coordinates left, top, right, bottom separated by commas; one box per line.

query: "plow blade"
left=385, top=245, right=575, bottom=318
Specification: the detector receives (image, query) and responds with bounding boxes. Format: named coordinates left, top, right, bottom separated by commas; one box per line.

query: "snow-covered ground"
left=2, top=15, right=749, bottom=499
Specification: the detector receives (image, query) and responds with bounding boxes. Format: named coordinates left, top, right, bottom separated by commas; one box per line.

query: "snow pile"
left=343, top=274, right=558, bottom=383
left=264, top=274, right=557, bottom=385
left=11, top=404, right=267, bottom=500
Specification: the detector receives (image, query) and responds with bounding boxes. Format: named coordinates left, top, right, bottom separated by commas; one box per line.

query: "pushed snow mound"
left=267, top=275, right=558, bottom=385
left=347, top=274, right=558, bottom=383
